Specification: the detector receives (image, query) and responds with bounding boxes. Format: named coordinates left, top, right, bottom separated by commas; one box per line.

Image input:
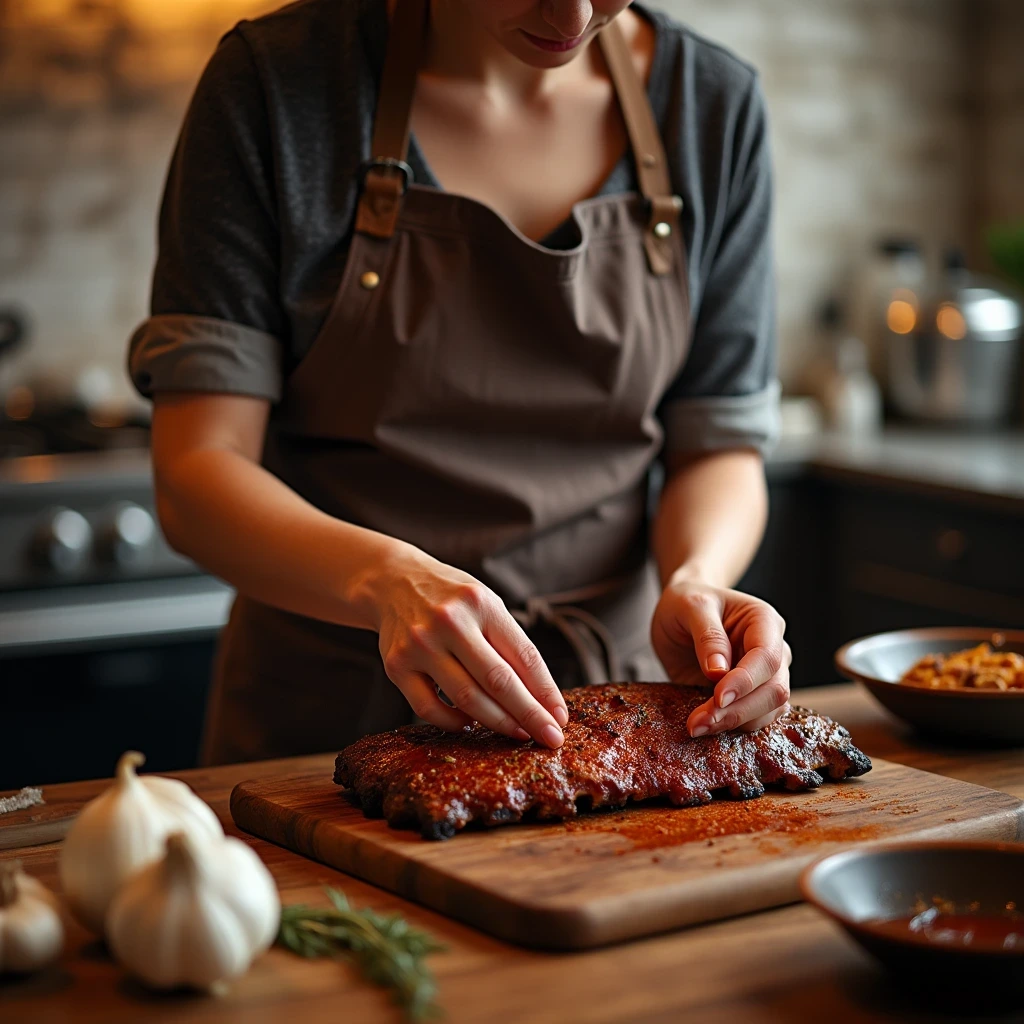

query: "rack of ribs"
left=334, top=682, right=872, bottom=840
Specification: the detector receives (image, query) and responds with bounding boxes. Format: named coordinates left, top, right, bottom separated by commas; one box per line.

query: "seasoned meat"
left=334, top=683, right=872, bottom=840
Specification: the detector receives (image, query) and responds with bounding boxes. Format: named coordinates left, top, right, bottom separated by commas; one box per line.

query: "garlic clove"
left=2, top=900, right=64, bottom=973
left=107, top=831, right=280, bottom=992
left=60, top=751, right=223, bottom=935
left=175, top=891, right=256, bottom=987
left=0, top=863, right=64, bottom=974
left=205, top=840, right=282, bottom=954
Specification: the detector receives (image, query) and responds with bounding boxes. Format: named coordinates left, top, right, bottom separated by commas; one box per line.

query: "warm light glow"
left=936, top=303, right=968, bottom=341
left=10, top=455, right=59, bottom=483
left=88, top=407, right=127, bottom=429
left=5, top=385, right=35, bottom=421
left=886, top=299, right=917, bottom=335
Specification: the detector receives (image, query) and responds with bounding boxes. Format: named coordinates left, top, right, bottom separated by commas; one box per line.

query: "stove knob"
left=32, top=508, right=93, bottom=573
left=101, top=502, right=156, bottom=567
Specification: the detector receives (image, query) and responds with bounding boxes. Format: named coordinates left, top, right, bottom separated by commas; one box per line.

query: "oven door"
left=0, top=576, right=232, bottom=789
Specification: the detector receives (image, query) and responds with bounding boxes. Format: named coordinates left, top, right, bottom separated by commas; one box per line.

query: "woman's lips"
left=520, top=29, right=586, bottom=53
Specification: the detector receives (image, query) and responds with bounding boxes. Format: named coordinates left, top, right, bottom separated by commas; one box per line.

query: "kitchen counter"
left=769, top=428, right=1024, bottom=513
left=3, top=683, right=1023, bottom=1024
left=6, top=428, right=1024, bottom=510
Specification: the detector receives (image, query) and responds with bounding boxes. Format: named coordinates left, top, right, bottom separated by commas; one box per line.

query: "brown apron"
left=201, top=0, right=692, bottom=766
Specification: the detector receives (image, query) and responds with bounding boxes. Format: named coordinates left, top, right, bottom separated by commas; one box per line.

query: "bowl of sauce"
left=801, top=842, right=1024, bottom=997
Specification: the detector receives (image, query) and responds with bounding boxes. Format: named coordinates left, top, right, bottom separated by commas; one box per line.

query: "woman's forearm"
left=151, top=394, right=568, bottom=744
left=651, top=449, right=768, bottom=590
left=156, top=445, right=413, bottom=631
left=151, top=394, right=414, bottom=632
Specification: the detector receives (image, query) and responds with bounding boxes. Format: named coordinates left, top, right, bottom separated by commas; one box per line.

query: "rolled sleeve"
left=658, top=74, right=778, bottom=460
left=129, top=30, right=286, bottom=403
left=659, top=379, right=781, bottom=457
left=129, top=314, right=283, bottom=401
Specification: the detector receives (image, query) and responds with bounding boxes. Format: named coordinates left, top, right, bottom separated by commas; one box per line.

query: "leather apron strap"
left=356, top=0, right=682, bottom=274
left=354, top=0, right=428, bottom=239
left=598, top=20, right=683, bottom=275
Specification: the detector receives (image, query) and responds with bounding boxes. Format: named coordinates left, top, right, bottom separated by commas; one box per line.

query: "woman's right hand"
left=363, top=545, right=568, bottom=748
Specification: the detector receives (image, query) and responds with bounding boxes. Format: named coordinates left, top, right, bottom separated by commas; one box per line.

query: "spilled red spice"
left=560, top=797, right=884, bottom=854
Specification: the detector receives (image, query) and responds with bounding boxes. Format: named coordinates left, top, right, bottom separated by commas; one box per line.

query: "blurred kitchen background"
left=2, top=0, right=1023, bottom=787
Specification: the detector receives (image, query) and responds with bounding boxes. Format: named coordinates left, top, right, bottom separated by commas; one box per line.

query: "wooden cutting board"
left=231, top=759, right=1024, bottom=950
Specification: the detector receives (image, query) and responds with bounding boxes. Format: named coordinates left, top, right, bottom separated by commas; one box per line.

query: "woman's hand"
left=364, top=545, right=569, bottom=748
left=651, top=578, right=790, bottom=737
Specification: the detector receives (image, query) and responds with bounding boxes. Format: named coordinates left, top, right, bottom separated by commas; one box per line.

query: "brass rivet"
left=653, top=222, right=671, bottom=239
left=642, top=153, right=657, bottom=168
left=360, top=271, right=380, bottom=290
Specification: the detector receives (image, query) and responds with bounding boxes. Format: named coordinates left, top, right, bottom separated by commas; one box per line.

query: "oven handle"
left=0, top=580, right=234, bottom=657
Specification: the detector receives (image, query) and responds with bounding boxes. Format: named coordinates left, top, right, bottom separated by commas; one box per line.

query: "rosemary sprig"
left=276, top=887, right=445, bottom=1020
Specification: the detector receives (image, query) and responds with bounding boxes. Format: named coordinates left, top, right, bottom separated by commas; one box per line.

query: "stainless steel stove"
left=1, top=411, right=232, bottom=789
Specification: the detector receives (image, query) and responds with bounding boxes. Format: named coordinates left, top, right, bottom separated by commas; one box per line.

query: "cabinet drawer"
left=836, top=489, right=1024, bottom=601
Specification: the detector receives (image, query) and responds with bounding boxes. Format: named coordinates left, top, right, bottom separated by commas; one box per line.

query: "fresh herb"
left=276, top=887, right=445, bottom=1020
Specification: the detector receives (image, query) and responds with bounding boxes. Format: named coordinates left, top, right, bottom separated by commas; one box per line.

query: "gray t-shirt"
left=129, top=0, right=779, bottom=455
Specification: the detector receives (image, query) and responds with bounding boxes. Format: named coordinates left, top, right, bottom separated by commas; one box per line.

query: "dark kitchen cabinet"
left=737, top=473, right=838, bottom=688
left=1, top=639, right=216, bottom=790
left=833, top=488, right=1024, bottom=639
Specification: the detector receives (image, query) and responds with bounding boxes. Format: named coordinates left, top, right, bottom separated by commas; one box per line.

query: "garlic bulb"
left=60, top=751, right=223, bottom=934
left=107, top=831, right=280, bottom=991
left=0, top=861, right=64, bottom=973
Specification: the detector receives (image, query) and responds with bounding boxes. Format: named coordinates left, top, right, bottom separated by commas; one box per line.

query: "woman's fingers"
left=451, top=625, right=565, bottom=748
left=687, top=626, right=791, bottom=737
left=687, top=659, right=791, bottom=736
left=709, top=663, right=790, bottom=733
left=391, top=671, right=474, bottom=732
left=714, top=612, right=789, bottom=711
left=740, top=702, right=791, bottom=734
left=430, top=654, right=533, bottom=740
left=486, top=614, right=569, bottom=727
left=685, top=694, right=718, bottom=737
left=671, top=590, right=733, bottom=681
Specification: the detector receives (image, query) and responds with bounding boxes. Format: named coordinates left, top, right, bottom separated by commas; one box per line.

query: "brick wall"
left=0, top=0, right=1015, bottom=398
left=662, top=0, right=976, bottom=380
left=975, top=0, right=1024, bottom=234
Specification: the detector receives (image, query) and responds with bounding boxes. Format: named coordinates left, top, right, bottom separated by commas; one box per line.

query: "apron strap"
left=598, top=21, right=682, bottom=276
left=355, top=0, right=429, bottom=239
left=356, top=4, right=682, bottom=276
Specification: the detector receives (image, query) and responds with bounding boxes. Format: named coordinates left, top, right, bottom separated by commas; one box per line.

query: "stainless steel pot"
left=886, top=282, right=1023, bottom=425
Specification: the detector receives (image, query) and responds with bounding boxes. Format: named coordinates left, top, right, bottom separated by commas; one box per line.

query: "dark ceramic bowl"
left=835, top=628, right=1024, bottom=744
left=801, top=843, right=1024, bottom=997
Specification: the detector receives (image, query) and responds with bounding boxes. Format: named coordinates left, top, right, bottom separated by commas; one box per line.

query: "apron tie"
left=510, top=576, right=633, bottom=688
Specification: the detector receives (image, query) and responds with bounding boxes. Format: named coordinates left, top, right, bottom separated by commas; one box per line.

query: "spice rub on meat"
left=333, top=683, right=873, bottom=840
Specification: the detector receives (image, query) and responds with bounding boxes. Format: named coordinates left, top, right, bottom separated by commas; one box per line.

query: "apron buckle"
left=358, top=157, right=414, bottom=195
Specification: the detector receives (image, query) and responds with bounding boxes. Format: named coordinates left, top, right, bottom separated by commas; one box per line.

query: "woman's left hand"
left=651, top=579, right=791, bottom=737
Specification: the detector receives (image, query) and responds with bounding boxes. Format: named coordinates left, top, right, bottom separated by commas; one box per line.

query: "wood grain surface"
left=230, top=757, right=1024, bottom=949
left=0, top=788, right=79, bottom=850
left=2, top=686, right=1024, bottom=1024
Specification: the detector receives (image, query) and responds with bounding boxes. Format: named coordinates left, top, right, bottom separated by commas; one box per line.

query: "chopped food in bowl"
left=835, top=628, right=1024, bottom=743
left=900, top=640, right=1024, bottom=692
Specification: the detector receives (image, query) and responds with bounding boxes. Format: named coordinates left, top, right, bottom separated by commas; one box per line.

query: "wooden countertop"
left=4, top=683, right=1023, bottom=1024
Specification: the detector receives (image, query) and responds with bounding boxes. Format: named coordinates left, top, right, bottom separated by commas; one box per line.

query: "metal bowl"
left=801, top=843, right=1024, bottom=998
left=835, top=628, right=1024, bottom=744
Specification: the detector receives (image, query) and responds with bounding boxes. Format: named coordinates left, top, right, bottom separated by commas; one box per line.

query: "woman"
left=131, top=0, right=789, bottom=764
